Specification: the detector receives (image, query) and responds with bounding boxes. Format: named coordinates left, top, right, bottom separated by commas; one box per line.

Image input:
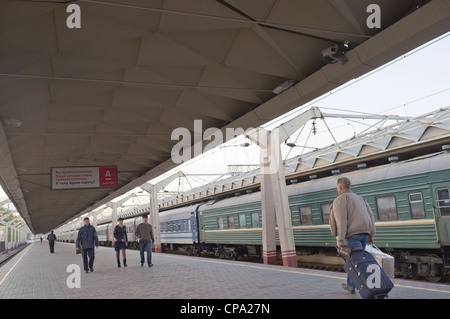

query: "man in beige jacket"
left=329, top=177, right=376, bottom=294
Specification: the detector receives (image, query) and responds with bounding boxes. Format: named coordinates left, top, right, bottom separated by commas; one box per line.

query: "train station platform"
left=0, top=242, right=449, bottom=302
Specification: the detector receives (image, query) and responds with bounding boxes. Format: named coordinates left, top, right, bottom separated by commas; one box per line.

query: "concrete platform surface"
left=0, top=242, right=449, bottom=300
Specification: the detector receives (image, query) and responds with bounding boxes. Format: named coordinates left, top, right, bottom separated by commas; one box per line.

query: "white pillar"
left=248, top=128, right=297, bottom=268
left=140, top=185, right=162, bottom=253
left=111, top=205, right=117, bottom=247
left=149, top=185, right=162, bottom=253
left=5, top=222, right=9, bottom=253
left=260, top=159, right=277, bottom=265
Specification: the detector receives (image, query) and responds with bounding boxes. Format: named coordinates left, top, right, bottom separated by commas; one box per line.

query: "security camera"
left=321, top=44, right=339, bottom=59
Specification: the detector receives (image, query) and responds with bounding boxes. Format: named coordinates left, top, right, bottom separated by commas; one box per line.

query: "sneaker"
left=89, top=268, right=94, bottom=272
left=342, top=283, right=355, bottom=294
left=148, top=263, right=154, bottom=267
left=85, top=270, right=89, bottom=273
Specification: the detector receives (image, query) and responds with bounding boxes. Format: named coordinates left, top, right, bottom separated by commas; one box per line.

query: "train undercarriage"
left=391, top=248, right=449, bottom=282
left=164, top=243, right=450, bottom=283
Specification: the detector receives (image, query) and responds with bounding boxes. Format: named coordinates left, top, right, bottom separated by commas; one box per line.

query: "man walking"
left=76, top=217, right=99, bottom=273
left=47, top=230, right=56, bottom=253
left=329, top=177, right=376, bottom=294
left=135, top=214, right=155, bottom=267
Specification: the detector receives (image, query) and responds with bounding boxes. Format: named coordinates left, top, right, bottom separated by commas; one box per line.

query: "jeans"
left=49, top=241, right=55, bottom=253
left=82, top=248, right=95, bottom=271
left=139, top=240, right=152, bottom=265
left=344, top=234, right=369, bottom=291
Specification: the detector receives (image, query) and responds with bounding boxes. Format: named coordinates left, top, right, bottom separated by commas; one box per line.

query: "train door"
left=198, top=210, right=205, bottom=243
left=432, top=183, right=450, bottom=246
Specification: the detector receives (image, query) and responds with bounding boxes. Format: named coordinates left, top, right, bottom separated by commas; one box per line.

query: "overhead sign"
left=51, top=166, right=117, bottom=190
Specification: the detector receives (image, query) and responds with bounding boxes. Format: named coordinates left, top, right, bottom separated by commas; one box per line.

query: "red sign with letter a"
left=99, top=167, right=117, bottom=187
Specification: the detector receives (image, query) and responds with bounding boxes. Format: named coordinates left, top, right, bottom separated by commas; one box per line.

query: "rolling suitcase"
left=343, top=250, right=394, bottom=299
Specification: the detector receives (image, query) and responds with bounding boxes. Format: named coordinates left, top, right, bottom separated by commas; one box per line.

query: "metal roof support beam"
left=0, top=199, right=11, bottom=207
left=141, top=171, right=185, bottom=253
left=3, top=216, right=20, bottom=253
left=91, top=207, right=108, bottom=229
left=246, top=108, right=325, bottom=268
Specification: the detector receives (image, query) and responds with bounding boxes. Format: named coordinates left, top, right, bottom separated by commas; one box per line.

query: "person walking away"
left=135, top=214, right=155, bottom=267
left=47, top=230, right=56, bottom=253
left=329, top=177, right=376, bottom=294
left=114, top=217, right=128, bottom=268
left=76, top=217, right=99, bottom=273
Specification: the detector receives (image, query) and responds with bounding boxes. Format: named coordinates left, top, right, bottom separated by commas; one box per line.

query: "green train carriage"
left=197, top=150, right=450, bottom=281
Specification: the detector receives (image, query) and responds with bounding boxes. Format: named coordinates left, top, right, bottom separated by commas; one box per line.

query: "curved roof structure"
left=1, top=0, right=449, bottom=233
left=157, top=107, right=450, bottom=209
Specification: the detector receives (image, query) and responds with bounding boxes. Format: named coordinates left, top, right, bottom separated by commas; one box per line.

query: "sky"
left=1, top=31, right=449, bottom=212
left=150, top=30, right=450, bottom=192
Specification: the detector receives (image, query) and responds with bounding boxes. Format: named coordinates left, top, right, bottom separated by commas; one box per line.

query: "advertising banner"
left=51, top=166, right=117, bottom=190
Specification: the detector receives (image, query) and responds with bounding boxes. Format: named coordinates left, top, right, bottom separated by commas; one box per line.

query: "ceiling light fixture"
left=2, top=117, right=22, bottom=128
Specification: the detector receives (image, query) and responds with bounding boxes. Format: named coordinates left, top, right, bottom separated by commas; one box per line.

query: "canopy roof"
left=1, top=0, right=449, bottom=234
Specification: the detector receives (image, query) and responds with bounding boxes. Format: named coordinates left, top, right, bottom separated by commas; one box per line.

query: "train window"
left=239, top=213, right=246, bottom=228
left=251, top=212, right=260, bottom=228
left=437, top=188, right=450, bottom=216
left=299, top=206, right=312, bottom=225
left=217, top=217, right=224, bottom=230
left=409, top=192, right=426, bottom=219
left=321, top=203, right=332, bottom=224
left=228, top=215, right=235, bottom=229
left=376, top=196, right=398, bottom=220
left=290, top=207, right=300, bottom=226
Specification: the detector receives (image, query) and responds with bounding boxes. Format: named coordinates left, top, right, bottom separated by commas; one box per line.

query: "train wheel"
left=421, top=254, right=446, bottom=282
left=425, top=273, right=447, bottom=283
left=424, top=268, right=447, bottom=283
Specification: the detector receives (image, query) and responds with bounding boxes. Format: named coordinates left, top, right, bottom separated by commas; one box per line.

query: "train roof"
left=159, top=204, right=199, bottom=222
left=199, top=150, right=450, bottom=211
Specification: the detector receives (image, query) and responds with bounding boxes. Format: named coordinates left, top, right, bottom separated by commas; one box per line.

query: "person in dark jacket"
left=47, top=230, right=56, bottom=253
left=76, top=217, right=99, bottom=273
left=114, top=217, right=128, bottom=268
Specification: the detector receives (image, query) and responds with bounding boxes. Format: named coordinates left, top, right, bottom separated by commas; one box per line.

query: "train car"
left=159, top=205, right=199, bottom=254
left=197, top=150, right=450, bottom=281
left=97, top=223, right=109, bottom=245
left=67, top=227, right=79, bottom=243
left=123, top=218, right=137, bottom=248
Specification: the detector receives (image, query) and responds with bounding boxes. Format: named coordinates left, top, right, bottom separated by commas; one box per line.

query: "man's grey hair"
left=337, top=177, right=351, bottom=189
